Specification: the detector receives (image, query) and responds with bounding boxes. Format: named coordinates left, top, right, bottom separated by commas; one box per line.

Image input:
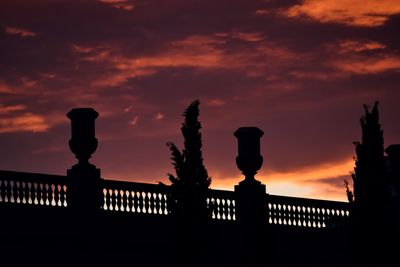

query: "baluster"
left=126, top=191, right=132, bottom=212
left=35, top=182, right=40, bottom=205
left=26, top=182, right=32, bottom=204
left=147, top=192, right=153, bottom=214
left=20, top=181, right=26, bottom=204
left=53, top=184, right=60, bottom=207
left=144, top=192, right=150, bottom=213
left=51, top=184, right=56, bottom=206
left=119, top=190, right=124, bottom=211
left=278, top=204, right=282, bottom=225
left=4, top=180, right=8, bottom=203
left=42, top=184, right=47, bottom=205
left=152, top=193, right=158, bottom=214
left=226, top=199, right=231, bottom=220
left=24, top=182, right=30, bottom=204
left=319, top=208, right=324, bottom=228
left=218, top=198, right=222, bottom=220
left=229, top=199, right=235, bottom=221
left=103, top=189, right=110, bottom=210
left=229, top=199, right=234, bottom=220
left=38, top=183, right=45, bottom=205
left=0, top=180, right=4, bottom=202
left=16, top=181, right=21, bottom=203
left=282, top=205, right=287, bottom=225
left=271, top=203, right=275, bottom=224
left=208, top=198, right=214, bottom=219
left=115, top=189, right=121, bottom=211
left=297, top=205, right=301, bottom=226
left=212, top=198, right=217, bottom=219
left=213, top=198, right=218, bottom=219
left=110, top=189, right=116, bottom=211
left=214, top=198, right=219, bottom=219
left=60, top=185, right=67, bottom=207
left=133, top=191, right=141, bottom=213
left=6, top=180, right=12, bottom=203
left=122, top=190, right=127, bottom=212
left=161, top=193, right=167, bottom=215
left=47, top=184, right=53, bottom=206
left=137, top=191, right=142, bottom=213
left=222, top=199, right=228, bottom=220
left=41, top=183, right=46, bottom=205
left=293, top=206, right=298, bottom=226
left=311, top=207, right=316, bottom=227
left=142, top=191, right=148, bottom=213
left=10, top=180, right=16, bottom=203
left=31, top=183, right=36, bottom=204
left=215, top=199, right=220, bottom=219
left=128, top=191, right=133, bottom=212
left=155, top=193, right=161, bottom=214
left=287, top=205, right=292, bottom=225
left=103, top=188, right=108, bottom=210
left=15, top=181, right=21, bottom=203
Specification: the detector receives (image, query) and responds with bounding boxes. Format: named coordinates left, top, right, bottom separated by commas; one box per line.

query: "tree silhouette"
left=350, top=101, right=389, bottom=213
left=347, top=102, right=392, bottom=266
left=167, top=100, right=212, bottom=224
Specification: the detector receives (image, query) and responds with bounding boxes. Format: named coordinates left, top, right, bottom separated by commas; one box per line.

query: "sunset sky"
left=1, top=0, right=400, bottom=201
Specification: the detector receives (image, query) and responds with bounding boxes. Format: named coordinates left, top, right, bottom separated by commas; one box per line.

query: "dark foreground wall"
left=1, top=205, right=350, bottom=267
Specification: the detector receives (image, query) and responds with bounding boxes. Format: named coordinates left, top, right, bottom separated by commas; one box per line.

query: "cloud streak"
left=4, top=26, right=36, bottom=37
left=284, top=0, right=400, bottom=27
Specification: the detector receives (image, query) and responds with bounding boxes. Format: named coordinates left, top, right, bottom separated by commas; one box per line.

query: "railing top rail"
left=0, top=170, right=67, bottom=184
left=208, top=188, right=236, bottom=198
left=102, top=179, right=170, bottom=193
left=267, top=194, right=349, bottom=209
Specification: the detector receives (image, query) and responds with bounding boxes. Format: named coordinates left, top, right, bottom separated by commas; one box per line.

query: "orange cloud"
left=5, top=26, right=36, bottom=37
left=0, top=113, right=49, bottom=133
left=0, top=104, right=64, bottom=134
left=76, top=34, right=298, bottom=87
left=338, top=40, right=386, bottom=53
left=0, top=104, right=26, bottom=114
left=323, top=40, right=400, bottom=75
left=207, top=99, right=226, bottom=107
left=0, top=82, right=15, bottom=93
left=333, top=55, right=400, bottom=74
left=284, top=0, right=400, bottom=27
left=231, top=32, right=264, bottom=42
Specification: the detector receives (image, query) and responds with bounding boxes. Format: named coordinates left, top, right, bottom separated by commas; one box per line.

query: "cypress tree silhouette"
left=167, top=99, right=212, bottom=224
left=350, top=102, right=389, bottom=214
left=349, top=102, right=391, bottom=266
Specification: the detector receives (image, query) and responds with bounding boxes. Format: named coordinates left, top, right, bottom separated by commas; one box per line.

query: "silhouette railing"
left=101, top=179, right=169, bottom=215
left=0, top=170, right=67, bottom=208
left=0, top=170, right=350, bottom=228
left=267, top=194, right=349, bottom=228
left=207, top=189, right=236, bottom=221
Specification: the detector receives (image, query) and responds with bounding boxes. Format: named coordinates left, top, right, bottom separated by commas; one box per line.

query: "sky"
left=1, top=0, right=400, bottom=201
